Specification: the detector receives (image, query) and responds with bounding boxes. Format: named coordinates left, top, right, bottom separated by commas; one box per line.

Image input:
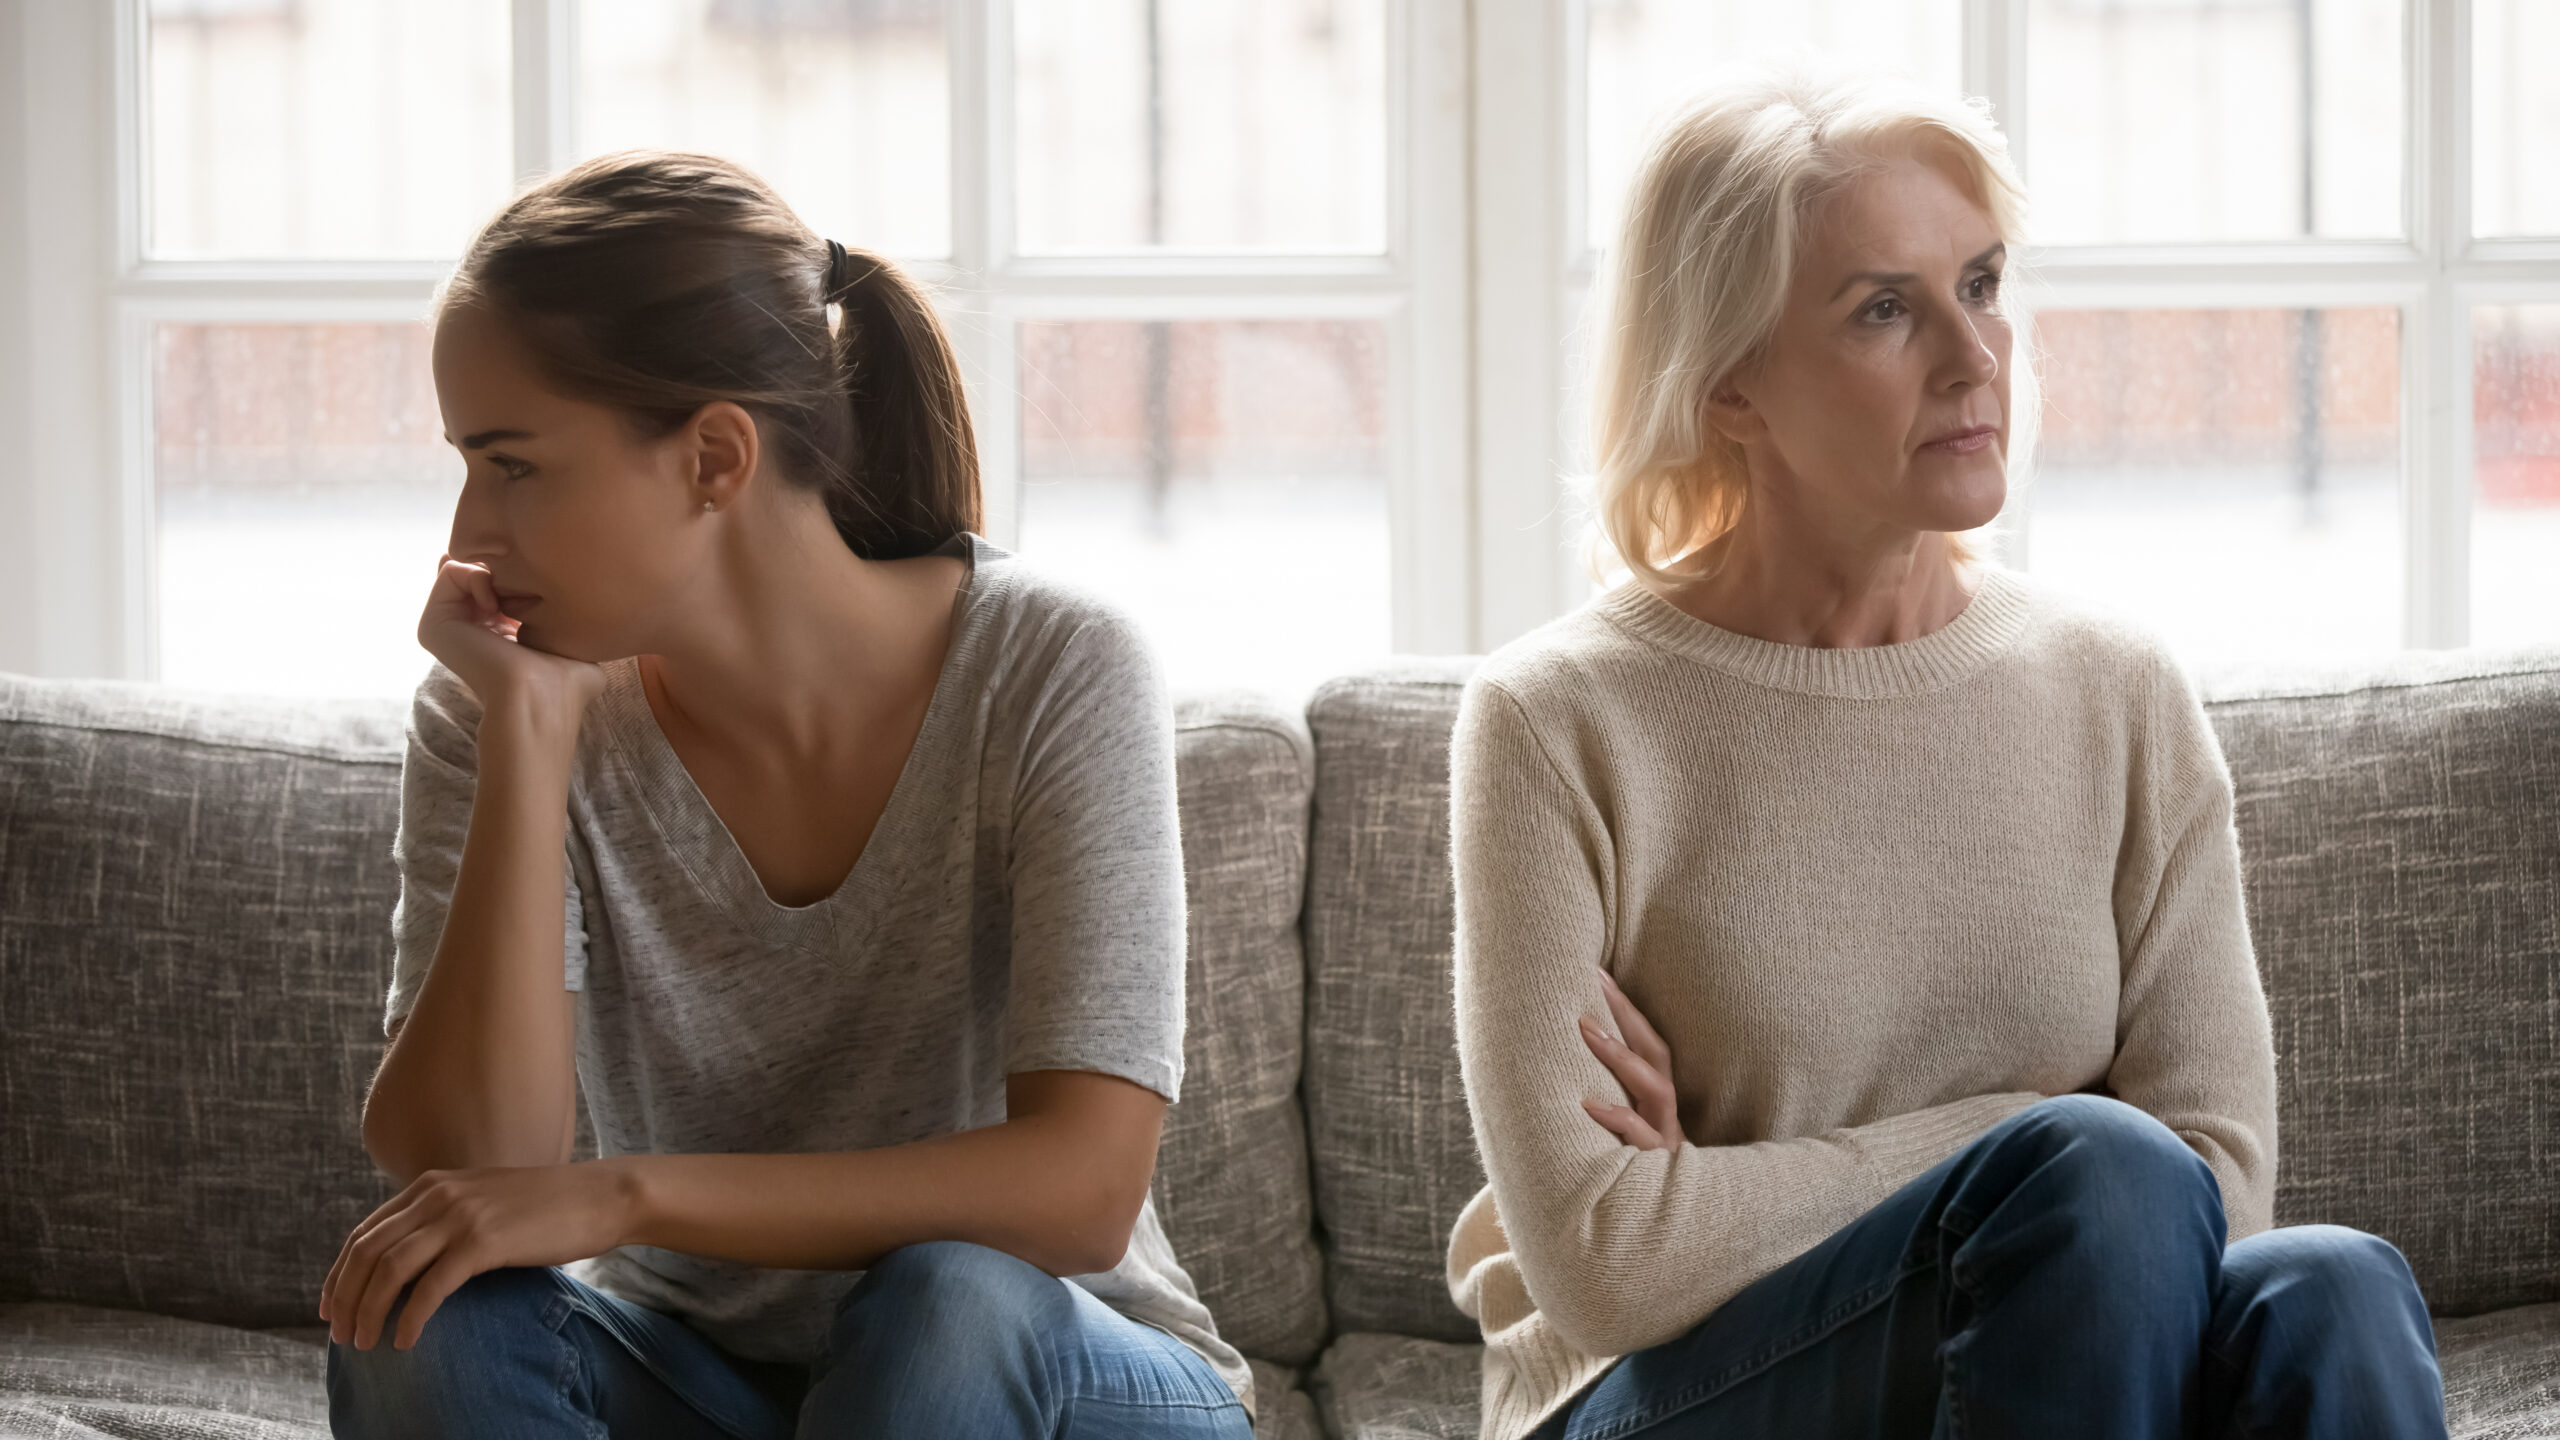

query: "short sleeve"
left=385, top=663, right=590, bottom=1034
left=1001, top=613, right=1187, bottom=1103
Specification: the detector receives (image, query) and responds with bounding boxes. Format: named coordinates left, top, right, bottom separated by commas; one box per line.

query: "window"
left=81, top=0, right=1461, bottom=699
left=2, top=1, right=2551, bottom=694
left=1555, top=0, right=2560, bottom=656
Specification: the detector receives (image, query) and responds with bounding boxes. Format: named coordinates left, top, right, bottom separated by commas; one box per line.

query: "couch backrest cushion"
left=0, top=676, right=407, bottom=1327
left=1301, top=663, right=1485, bottom=1342
left=2204, top=648, right=2560, bottom=1316
left=1154, top=695, right=1329, bottom=1365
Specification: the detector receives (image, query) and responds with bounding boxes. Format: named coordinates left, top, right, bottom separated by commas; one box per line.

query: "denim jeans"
left=1527, top=1095, right=2447, bottom=1440
left=327, top=1239, right=1254, bottom=1439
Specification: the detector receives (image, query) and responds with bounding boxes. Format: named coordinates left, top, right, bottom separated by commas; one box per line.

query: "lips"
left=1920, top=425, right=1999, bottom=455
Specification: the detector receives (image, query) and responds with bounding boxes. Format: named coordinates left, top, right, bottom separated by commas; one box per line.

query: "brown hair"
left=441, top=150, right=981, bottom=560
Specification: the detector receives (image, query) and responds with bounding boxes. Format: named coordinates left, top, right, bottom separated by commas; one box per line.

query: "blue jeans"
left=1529, top=1096, right=2447, bottom=1440
left=327, top=1239, right=1254, bottom=1439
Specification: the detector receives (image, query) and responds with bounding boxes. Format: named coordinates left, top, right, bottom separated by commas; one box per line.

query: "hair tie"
left=823, top=238, right=852, bottom=300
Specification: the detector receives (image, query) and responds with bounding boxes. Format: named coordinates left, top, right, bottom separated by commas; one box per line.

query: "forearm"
left=366, top=702, right=584, bottom=1180
left=611, top=1107, right=1149, bottom=1278
left=1492, top=1089, right=2040, bottom=1355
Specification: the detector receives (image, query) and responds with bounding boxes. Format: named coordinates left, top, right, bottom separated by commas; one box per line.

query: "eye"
left=487, top=453, right=534, bottom=481
left=1861, top=294, right=1906, bottom=323
left=1964, top=271, right=2004, bottom=305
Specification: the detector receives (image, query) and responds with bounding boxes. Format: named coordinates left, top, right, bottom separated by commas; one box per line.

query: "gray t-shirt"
left=385, top=535, right=1250, bottom=1413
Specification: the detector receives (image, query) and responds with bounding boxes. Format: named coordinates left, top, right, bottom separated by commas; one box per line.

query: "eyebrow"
left=450, top=428, right=535, bottom=449
left=1829, top=242, right=2007, bottom=302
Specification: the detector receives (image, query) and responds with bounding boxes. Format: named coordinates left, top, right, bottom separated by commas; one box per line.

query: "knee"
left=1995, top=1096, right=2218, bottom=1208
left=809, top=1244, right=1069, bottom=1433
left=1968, top=1096, right=2226, bottom=1265
left=833, top=1241, right=1065, bottom=1366
left=2223, top=1226, right=2428, bottom=1343
left=328, top=1266, right=567, bottom=1412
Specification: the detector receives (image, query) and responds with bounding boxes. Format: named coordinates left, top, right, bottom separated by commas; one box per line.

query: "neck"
left=1666, top=489, right=1977, bottom=649
left=640, top=501, right=960, bottom=757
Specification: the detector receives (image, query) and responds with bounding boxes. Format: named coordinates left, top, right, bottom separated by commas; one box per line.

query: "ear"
left=685, top=401, right=761, bottom=511
left=1700, top=376, right=1765, bottom=448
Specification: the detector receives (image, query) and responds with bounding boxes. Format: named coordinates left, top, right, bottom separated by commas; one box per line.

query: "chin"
left=1916, top=465, right=2008, bottom=533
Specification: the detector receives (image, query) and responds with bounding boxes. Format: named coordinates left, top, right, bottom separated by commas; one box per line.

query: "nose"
left=445, top=468, right=508, bottom=565
left=1940, top=308, right=2003, bottom=393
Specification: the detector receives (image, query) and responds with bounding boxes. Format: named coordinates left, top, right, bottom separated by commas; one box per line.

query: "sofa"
left=2, top=644, right=2556, bottom=1438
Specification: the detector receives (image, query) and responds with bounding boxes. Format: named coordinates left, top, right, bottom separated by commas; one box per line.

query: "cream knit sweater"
left=1445, top=565, right=2279, bottom=1440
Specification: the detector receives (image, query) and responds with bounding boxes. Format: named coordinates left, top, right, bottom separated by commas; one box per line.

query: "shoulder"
left=963, top=540, right=1159, bottom=679
left=1451, top=597, right=1658, bottom=784
left=2002, top=569, right=2182, bottom=678
left=1995, top=569, right=2199, bottom=716
left=1469, top=589, right=1657, bottom=720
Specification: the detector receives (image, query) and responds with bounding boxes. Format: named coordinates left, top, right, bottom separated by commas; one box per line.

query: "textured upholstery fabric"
left=1310, top=1331, right=1482, bottom=1440
left=0, top=1303, right=327, bottom=1438
left=1303, top=1305, right=2560, bottom=1440
left=1155, top=695, right=1329, bottom=1366
left=1303, top=663, right=1486, bottom=1343
left=0, top=677, right=408, bottom=1329
left=2438, top=1303, right=2560, bottom=1440
left=2202, top=650, right=2560, bottom=1318
left=1244, top=1359, right=1325, bottom=1440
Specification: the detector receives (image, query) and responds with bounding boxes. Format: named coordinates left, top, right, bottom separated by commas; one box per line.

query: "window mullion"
left=2408, top=0, right=2470, bottom=647
left=510, top=0, right=575, bottom=183
left=956, top=0, right=1014, bottom=545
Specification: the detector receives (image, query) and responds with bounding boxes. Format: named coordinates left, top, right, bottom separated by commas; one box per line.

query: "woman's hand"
left=417, top=556, right=604, bottom=722
left=319, top=1160, right=641, bottom=1351
left=1579, top=968, right=1686, bottom=1151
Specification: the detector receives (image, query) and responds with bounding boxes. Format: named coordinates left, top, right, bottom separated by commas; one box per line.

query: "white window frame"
left=6, top=0, right=2555, bottom=679
left=1472, top=0, right=2560, bottom=652
left=0, top=0, right=1472, bottom=681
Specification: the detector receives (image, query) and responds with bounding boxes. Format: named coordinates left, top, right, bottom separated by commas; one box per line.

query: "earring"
left=701, top=501, right=715, bottom=512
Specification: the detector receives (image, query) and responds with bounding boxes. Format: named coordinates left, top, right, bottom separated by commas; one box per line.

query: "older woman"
left=1447, top=72, right=2446, bottom=1440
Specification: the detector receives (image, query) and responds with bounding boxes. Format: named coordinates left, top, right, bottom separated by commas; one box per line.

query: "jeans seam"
left=1574, top=1257, right=1939, bottom=1440
left=541, top=1291, right=611, bottom=1440
left=557, top=1285, right=766, bottom=1440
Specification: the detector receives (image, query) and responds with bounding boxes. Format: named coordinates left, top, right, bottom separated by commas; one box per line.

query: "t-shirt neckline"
left=596, top=533, right=999, bottom=948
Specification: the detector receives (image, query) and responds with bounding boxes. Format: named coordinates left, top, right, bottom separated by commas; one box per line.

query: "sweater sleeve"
left=2103, top=652, right=2279, bottom=1240
left=1449, top=677, right=2041, bottom=1358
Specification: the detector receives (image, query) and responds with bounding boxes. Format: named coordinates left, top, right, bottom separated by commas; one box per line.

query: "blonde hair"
left=1589, top=68, right=2033, bottom=589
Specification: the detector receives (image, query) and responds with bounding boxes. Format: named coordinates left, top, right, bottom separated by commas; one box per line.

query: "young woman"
left=1447, top=73, right=2447, bottom=1440
left=317, top=151, right=1254, bottom=1440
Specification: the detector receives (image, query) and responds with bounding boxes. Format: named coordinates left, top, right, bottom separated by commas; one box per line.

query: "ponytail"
left=822, top=242, right=983, bottom=559
left=442, top=151, right=983, bottom=561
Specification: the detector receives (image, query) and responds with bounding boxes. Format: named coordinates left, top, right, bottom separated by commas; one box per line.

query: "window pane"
left=1015, top=319, right=1388, bottom=697
left=146, top=0, right=513, bottom=258
left=1585, top=0, right=1964, bottom=253
left=2473, top=0, right=2560, bottom=238
left=155, top=324, right=454, bottom=697
left=2025, top=307, right=2401, bottom=662
left=2473, top=305, right=2560, bottom=647
left=1014, top=0, right=1387, bottom=252
left=578, top=0, right=951, bottom=260
left=2025, top=0, right=2403, bottom=245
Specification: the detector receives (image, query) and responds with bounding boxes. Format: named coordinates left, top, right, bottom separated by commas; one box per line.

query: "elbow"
left=359, top=1093, right=430, bottom=1187
left=1532, top=1278, right=1659, bottom=1359
left=1050, top=1183, right=1148, bottom=1278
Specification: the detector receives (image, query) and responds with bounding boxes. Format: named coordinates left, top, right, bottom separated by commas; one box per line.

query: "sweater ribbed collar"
left=1597, top=564, right=2033, bottom=699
